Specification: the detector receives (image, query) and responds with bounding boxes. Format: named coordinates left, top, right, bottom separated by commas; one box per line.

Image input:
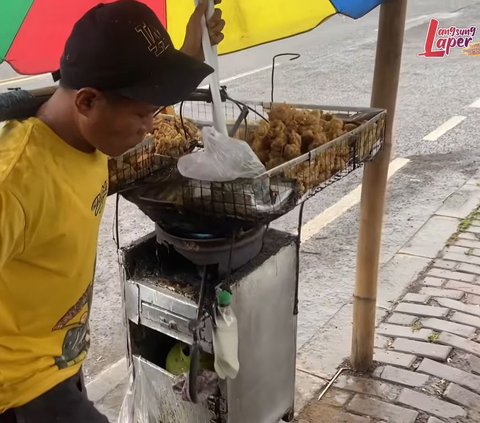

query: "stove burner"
left=155, top=224, right=266, bottom=278
left=187, top=233, right=218, bottom=240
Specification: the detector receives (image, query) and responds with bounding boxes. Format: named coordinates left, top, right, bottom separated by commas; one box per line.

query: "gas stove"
left=154, top=223, right=266, bottom=279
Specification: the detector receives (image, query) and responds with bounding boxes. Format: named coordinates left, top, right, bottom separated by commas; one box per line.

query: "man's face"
left=74, top=88, right=158, bottom=157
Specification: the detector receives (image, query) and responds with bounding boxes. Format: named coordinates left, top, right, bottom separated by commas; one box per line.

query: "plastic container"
left=212, top=291, right=240, bottom=379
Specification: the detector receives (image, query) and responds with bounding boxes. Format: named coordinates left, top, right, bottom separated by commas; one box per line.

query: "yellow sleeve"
left=0, top=189, right=26, bottom=269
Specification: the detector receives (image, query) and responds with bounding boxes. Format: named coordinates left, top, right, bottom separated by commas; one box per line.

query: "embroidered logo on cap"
left=135, top=22, right=170, bottom=57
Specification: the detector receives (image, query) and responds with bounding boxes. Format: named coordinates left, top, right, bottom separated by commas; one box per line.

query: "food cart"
left=109, top=92, right=385, bottom=422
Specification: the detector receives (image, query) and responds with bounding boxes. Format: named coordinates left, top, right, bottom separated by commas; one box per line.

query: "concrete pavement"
left=298, top=174, right=480, bottom=422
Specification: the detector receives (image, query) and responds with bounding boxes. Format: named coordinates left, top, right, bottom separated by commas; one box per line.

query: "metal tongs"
left=188, top=265, right=209, bottom=403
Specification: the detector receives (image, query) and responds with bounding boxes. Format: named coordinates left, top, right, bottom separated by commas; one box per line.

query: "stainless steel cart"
left=114, top=98, right=385, bottom=422
left=120, top=229, right=298, bottom=423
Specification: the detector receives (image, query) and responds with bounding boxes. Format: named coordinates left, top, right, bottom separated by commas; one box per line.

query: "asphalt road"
left=1, top=0, right=480, bottom=381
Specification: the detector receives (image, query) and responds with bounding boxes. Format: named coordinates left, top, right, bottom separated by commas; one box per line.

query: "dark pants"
left=0, top=372, right=109, bottom=423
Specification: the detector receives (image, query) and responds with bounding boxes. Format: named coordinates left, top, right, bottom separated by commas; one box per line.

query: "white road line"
left=0, top=64, right=276, bottom=91
left=376, top=12, right=461, bottom=32
left=0, top=65, right=275, bottom=92
left=301, top=157, right=410, bottom=243
left=423, top=116, right=466, bottom=141
left=199, top=63, right=277, bottom=89
left=0, top=73, right=51, bottom=88
left=0, top=64, right=276, bottom=90
left=220, top=64, right=276, bottom=84
left=469, top=98, right=480, bottom=108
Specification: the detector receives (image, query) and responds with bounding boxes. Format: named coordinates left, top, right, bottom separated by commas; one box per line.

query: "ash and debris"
left=123, top=229, right=297, bottom=293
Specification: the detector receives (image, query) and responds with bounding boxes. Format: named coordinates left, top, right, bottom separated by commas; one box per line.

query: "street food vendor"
left=0, top=1, right=224, bottom=422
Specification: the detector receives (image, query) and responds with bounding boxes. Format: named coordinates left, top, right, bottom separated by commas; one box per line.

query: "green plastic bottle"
left=166, top=342, right=214, bottom=376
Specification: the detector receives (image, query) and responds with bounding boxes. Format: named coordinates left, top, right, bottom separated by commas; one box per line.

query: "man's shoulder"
left=0, top=118, right=39, bottom=185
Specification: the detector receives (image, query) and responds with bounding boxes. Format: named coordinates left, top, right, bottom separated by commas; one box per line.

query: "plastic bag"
left=118, top=357, right=214, bottom=423
left=177, top=127, right=266, bottom=182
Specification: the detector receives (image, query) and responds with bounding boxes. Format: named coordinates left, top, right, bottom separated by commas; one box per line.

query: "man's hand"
left=181, top=0, right=225, bottom=61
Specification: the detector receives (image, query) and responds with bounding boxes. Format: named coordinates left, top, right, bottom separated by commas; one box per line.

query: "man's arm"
left=0, top=189, right=26, bottom=269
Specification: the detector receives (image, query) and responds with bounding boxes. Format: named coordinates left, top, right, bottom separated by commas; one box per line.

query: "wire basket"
left=108, top=112, right=201, bottom=195
left=107, top=136, right=163, bottom=195
left=109, top=100, right=386, bottom=223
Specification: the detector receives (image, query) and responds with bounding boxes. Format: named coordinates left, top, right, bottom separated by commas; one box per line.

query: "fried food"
left=108, top=112, right=201, bottom=192
left=284, top=144, right=301, bottom=161
left=306, top=132, right=328, bottom=151
left=151, top=114, right=200, bottom=157
left=246, top=104, right=361, bottom=194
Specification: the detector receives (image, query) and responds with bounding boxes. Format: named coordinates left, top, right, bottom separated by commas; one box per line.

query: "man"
left=0, top=1, right=224, bottom=422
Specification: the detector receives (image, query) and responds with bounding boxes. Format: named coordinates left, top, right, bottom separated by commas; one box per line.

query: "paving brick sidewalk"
left=297, top=212, right=480, bottom=422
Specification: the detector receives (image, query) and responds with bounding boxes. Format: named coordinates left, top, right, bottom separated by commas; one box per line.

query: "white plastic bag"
left=177, top=127, right=266, bottom=182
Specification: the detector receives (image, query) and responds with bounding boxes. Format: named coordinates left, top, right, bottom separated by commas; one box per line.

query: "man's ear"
left=74, top=88, right=103, bottom=116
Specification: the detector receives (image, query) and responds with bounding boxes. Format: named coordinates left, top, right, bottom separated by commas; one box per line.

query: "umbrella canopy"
left=0, top=0, right=384, bottom=75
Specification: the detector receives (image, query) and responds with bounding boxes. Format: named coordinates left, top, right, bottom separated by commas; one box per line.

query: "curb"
left=294, top=171, right=480, bottom=408
left=86, top=357, right=128, bottom=403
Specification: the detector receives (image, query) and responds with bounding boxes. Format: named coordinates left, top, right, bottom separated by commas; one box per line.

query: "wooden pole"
left=351, top=0, right=408, bottom=371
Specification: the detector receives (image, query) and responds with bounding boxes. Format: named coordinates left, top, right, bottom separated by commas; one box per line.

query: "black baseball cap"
left=58, top=0, right=214, bottom=106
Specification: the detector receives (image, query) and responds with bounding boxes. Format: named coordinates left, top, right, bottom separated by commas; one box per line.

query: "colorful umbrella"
left=1, top=0, right=384, bottom=75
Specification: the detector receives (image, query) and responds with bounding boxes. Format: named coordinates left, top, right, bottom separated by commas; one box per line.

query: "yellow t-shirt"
left=0, top=117, right=108, bottom=411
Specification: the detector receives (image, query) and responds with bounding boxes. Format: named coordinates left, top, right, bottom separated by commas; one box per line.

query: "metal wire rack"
left=109, top=99, right=386, bottom=223
left=108, top=135, right=165, bottom=195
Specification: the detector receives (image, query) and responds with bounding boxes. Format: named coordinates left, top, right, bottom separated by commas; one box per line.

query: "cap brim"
left=113, top=49, right=214, bottom=107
